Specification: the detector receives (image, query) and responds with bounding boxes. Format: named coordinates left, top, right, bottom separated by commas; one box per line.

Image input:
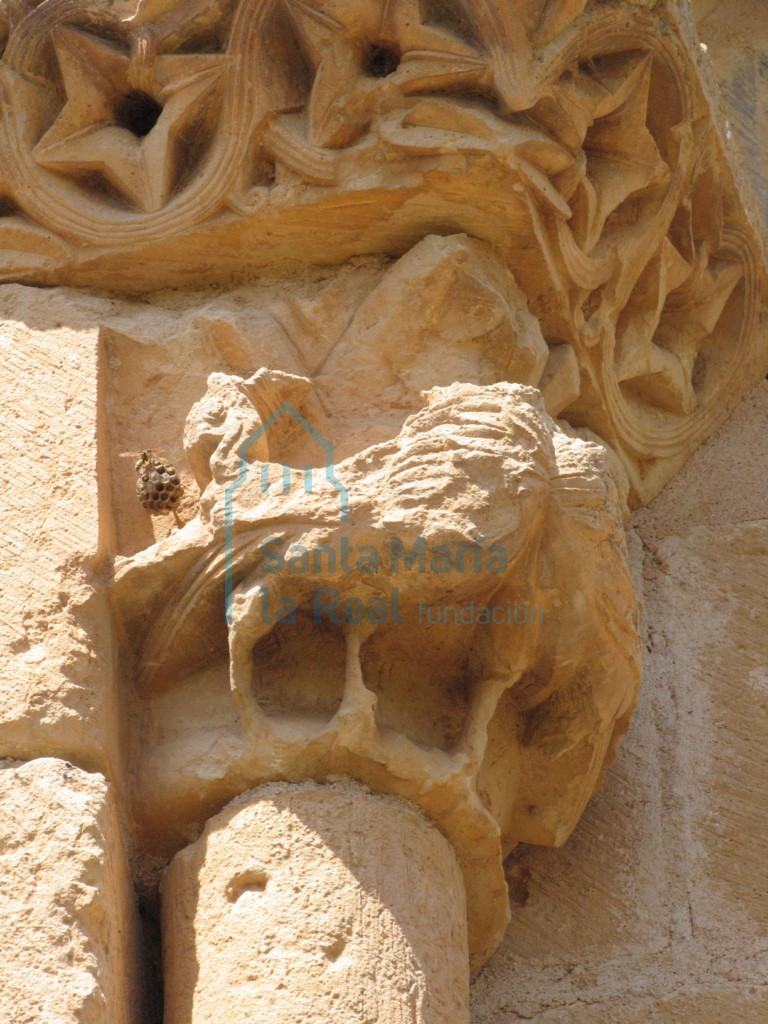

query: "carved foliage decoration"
left=0, top=0, right=762, bottom=502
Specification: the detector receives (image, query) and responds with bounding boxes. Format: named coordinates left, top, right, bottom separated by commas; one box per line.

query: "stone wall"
left=0, top=759, right=140, bottom=1024
left=694, top=0, right=768, bottom=240
left=472, top=380, right=768, bottom=1021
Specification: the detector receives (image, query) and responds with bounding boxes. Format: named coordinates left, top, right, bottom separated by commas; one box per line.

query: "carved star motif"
left=34, top=27, right=230, bottom=212
left=580, top=57, right=670, bottom=250
left=283, top=0, right=489, bottom=148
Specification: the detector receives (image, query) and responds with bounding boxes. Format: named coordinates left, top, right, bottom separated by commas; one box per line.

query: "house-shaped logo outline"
left=224, top=401, right=349, bottom=623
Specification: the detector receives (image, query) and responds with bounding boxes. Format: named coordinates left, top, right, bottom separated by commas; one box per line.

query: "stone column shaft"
left=162, top=783, right=470, bottom=1024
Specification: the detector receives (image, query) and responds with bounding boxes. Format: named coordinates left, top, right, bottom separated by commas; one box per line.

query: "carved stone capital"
left=3, top=1, right=760, bottom=1019
left=111, top=235, right=642, bottom=972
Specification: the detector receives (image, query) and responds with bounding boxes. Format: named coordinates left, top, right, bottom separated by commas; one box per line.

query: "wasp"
left=121, top=448, right=165, bottom=472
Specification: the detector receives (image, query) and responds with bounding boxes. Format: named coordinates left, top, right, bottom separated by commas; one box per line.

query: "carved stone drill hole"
left=115, top=90, right=163, bottom=138
left=365, top=43, right=401, bottom=78
left=0, top=194, right=20, bottom=217
left=691, top=351, right=707, bottom=392
left=226, top=868, right=269, bottom=902
left=324, top=936, right=347, bottom=964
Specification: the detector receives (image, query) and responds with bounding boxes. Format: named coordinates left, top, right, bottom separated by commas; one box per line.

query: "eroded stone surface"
left=0, top=759, right=139, bottom=1024
left=0, top=291, right=119, bottom=771
left=694, top=0, right=768, bottom=247
left=163, top=783, right=469, bottom=1024
left=502, top=989, right=768, bottom=1024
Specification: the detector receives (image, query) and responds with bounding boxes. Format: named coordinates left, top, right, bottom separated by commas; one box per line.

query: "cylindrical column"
left=162, top=781, right=469, bottom=1024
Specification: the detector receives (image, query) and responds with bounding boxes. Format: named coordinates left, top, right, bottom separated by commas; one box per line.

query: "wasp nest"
left=135, top=452, right=183, bottom=513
